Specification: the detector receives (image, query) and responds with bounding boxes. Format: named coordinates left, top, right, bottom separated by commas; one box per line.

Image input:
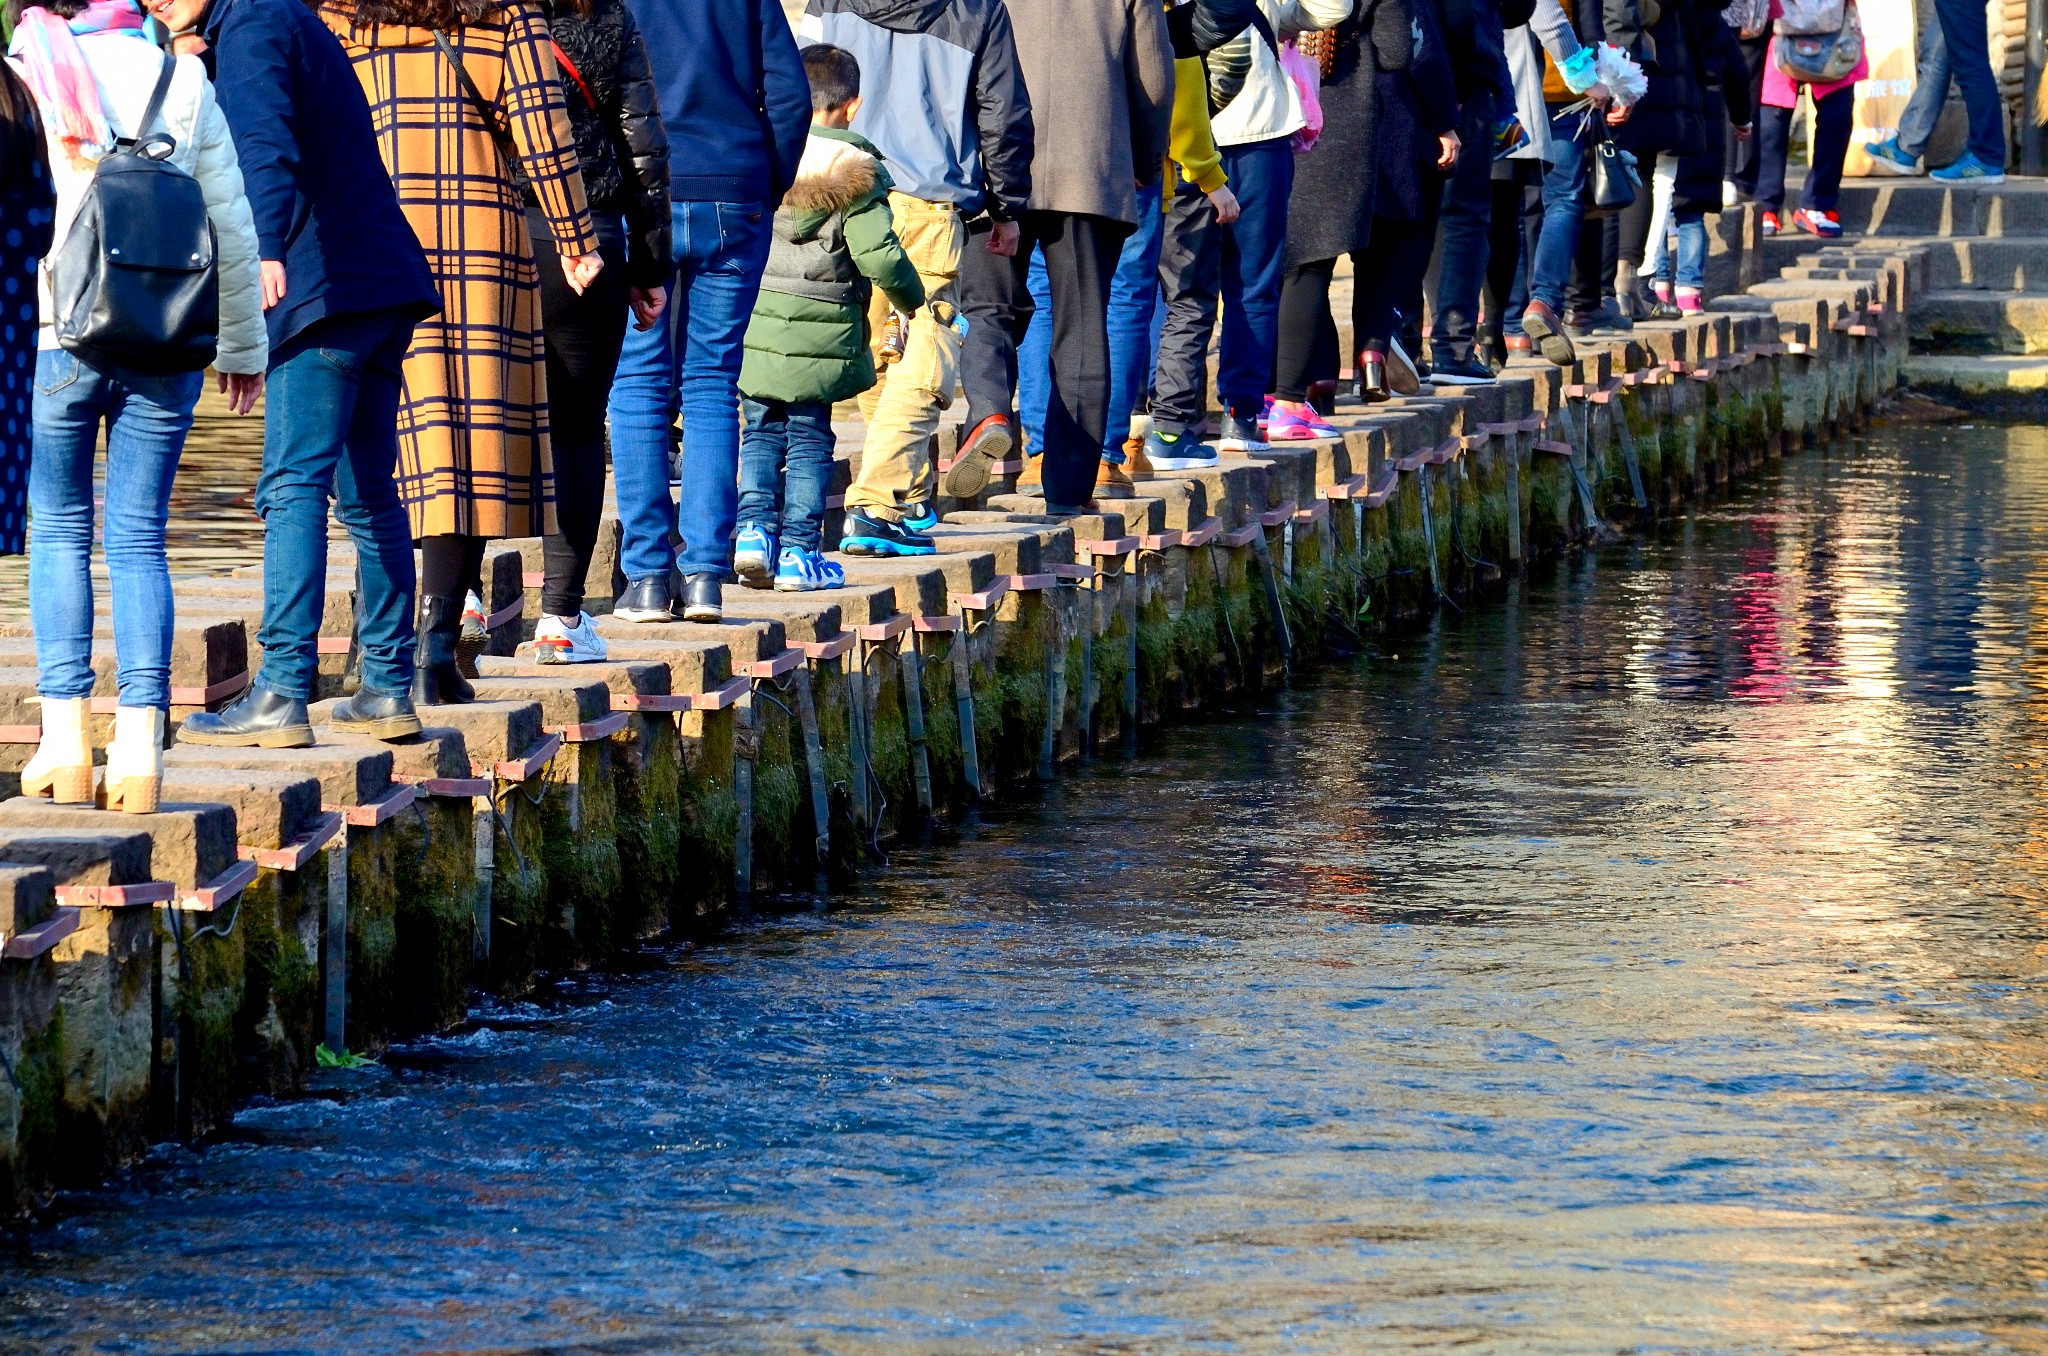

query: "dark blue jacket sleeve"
left=970, top=1, right=1032, bottom=221
left=209, top=2, right=302, bottom=261
left=759, top=0, right=812, bottom=203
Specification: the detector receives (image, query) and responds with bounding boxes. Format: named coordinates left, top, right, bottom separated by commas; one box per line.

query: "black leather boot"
left=412, top=597, right=475, bottom=706
left=178, top=687, right=314, bottom=748
left=330, top=688, right=425, bottom=741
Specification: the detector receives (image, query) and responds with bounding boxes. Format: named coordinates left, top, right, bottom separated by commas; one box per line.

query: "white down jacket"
left=9, top=32, right=266, bottom=375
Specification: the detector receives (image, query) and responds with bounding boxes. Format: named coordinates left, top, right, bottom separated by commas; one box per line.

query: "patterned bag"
left=1774, top=0, right=1863, bottom=83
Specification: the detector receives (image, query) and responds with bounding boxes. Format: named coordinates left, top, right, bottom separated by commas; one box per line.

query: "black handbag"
left=1583, top=116, right=1641, bottom=219
left=48, top=53, right=220, bottom=375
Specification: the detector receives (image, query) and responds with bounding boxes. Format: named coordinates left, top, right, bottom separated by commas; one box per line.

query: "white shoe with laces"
left=532, top=611, right=609, bottom=664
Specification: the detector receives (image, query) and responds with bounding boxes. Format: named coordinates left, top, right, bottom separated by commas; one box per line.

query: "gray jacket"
left=1002, top=0, right=1176, bottom=224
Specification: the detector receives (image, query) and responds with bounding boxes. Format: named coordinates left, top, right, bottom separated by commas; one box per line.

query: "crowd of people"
left=0, top=0, right=1999, bottom=812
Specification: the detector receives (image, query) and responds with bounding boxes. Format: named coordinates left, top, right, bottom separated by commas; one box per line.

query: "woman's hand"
left=561, top=252, right=604, bottom=296
left=1206, top=184, right=1241, bottom=225
left=260, top=261, right=286, bottom=312
left=1436, top=131, right=1461, bottom=170
left=629, top=285, right=668, bottom=331
left=218, top=370, right=264, bottom=415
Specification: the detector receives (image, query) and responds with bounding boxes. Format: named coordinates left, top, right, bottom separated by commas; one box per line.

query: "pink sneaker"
left=1675, top=286, right=1703, bottom=314
left=1257, top=394, right=1273, bottom=435
left=1267, top=401, right=1340, bottom=441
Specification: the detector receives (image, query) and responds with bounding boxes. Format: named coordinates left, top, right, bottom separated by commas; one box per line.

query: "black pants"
left=1358, top=212, right=1437, bottom=355
left=1758, top=86, right=1854, bottom=213
left=1273, top=257, right=1354, bottom=401
left=1483, top=175, right=1531, bottom=333
left=1430, top=105, right=1502, bottom=360
left=531, top=210, right=630, bottom=618
left=1567, top=215, right=1618, bottom=315
left=959, top=210, right=1126, bottom=508
left=1727, top=34, right=1769, bottom=193
left=420, top=533, right=487, bottom=609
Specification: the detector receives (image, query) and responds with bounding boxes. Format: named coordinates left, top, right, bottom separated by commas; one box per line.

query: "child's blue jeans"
left=739, top=395, right=834, bottom=554
left=1655, top=212, right=1707, bottom=291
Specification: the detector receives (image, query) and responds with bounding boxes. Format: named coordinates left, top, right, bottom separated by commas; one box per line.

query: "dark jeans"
left=1531, top=104, right=1593, bottom=313
left=608, top=199, right=773, bottom=581
left=532, top=210, right=629, bottom=618
left=1154, top=135, right=1295, bottom=432
left=1359, top=212, right=1437, bottom=352
left=959, top=209, right=1126, bottom=507
left=738, top=396, right=833, bottom=554
left=1485, top=174, right=1534, bottom=337
left=255, top=308, right=418, bottom=700
left=1932, top=0, right=2008, bottom=167
left=1432, top=105, right=1500, bottom=361
left=1758, top=84, right=1853, bottom=212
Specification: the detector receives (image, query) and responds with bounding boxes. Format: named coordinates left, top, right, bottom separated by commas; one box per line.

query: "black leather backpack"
left=48, top=53, right=219, bottom=374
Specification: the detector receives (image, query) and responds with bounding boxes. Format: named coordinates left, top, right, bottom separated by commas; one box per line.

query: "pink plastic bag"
left=1282, top=39, right=1323, bottom=154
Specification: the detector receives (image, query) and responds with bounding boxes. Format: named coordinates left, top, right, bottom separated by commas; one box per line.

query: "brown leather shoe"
left=1015, top=454, right=1042, bottom=493
left=1095, top=459, right=1135, bottom=499
left=1122, top=434, right=1154, bottom=478
left=943, top=413, right=1014, bottom=499
left=1520, top=299, right=1577, bottom=367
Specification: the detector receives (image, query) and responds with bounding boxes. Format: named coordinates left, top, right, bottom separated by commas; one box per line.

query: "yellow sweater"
left=1169, top=56, right=1227, bottom=194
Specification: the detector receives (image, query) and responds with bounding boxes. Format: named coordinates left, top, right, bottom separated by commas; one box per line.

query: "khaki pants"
left=848, top=193, right=964, bottom=520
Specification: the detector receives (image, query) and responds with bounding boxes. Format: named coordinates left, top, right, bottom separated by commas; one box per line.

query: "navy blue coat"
left=201, top=0, right=440, bottom=354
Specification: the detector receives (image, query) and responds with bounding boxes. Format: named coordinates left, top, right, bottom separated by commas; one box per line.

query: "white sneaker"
left=533, top=612, right=609, bottom=664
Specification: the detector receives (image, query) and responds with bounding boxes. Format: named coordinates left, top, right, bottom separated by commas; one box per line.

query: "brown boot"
left=1122, top=434, right=1154, bottom=479
left=1015, top=455, right=1042, bottom=493
left=1095, top=459, right=1135, bottom=499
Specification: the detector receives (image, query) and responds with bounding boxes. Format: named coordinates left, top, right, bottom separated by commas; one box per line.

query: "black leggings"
left=530, top=210, right=631, bottom=618
left=420, top=533, right=487, bottom=609
left=1274, top=257, right=1351, bottom=401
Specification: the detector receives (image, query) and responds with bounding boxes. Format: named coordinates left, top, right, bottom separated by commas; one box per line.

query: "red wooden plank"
left=2, top=907, right=78, bottom=959
left=951, top=576, right=1010, bottom=611
left=176, top=860, right=260, bottom=913
left=238, top=810, right=344, bottom=872
left=548, top=711, right=631, bottom=742
left=54, top=881, right=175, bottom=909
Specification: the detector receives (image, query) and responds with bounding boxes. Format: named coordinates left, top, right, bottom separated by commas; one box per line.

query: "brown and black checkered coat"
left=321, top=1, right=599, bottom=539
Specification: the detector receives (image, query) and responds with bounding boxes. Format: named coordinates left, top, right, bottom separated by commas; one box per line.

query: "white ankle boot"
left=20, top=696, right=93, bottom=804
left=102, top=705, right=164, bottom=815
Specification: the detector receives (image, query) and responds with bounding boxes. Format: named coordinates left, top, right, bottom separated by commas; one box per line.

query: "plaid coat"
left=321, top=1, right=598, bottom=539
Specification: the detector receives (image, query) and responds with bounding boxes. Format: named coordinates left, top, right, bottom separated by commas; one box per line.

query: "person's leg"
left=1016, top=244, right=1053, bottom=454
left=1730, top=36, right=1769, bottom=197
left=26, top=352, right=106, bottom=704
left=1529, top=107, right=1591, bottom=313
left=100, top=367, right=201, bottom=712
left=1675, top=213, right=1708, bottom=302
left=1354, top=216, right=1401, bottom=353
left=957, top=214, right=1034, bottom=436
left=1102, top=181, right=1165, bottom=462
left=1642, top=155, right=1677, bottom=282
left=847, top=193, right=963, bottom=520
left=1894, top=15, right=1950, bottom=159
left=1432, top=105, right=1497, bottom=366
left=780, top=400, right=835, bottom=555
left=1150, top=180, right=1222, bottom=439
left=1483, top=173, right=1523, bottom=340
left=1273, top=259, right=1337, bottom=402
left=1934, top=0, right=2008, bottom=168
left=334, top=315, right=420, bottom=698
left=737, top=394, right=788, bottom=550
left=1757, top=102, right=1793, bottom=212
left=1215, top=136, right=1295, bottom=433
left=1800, top=86, right=1856, bottom=211
left=674, top=200, right=772, bottom=582
left=1033, top=211, right=1123, bottom=508
left=605, top=201, right=685, bottom=588
left=535, top=217, right=630, bottom=619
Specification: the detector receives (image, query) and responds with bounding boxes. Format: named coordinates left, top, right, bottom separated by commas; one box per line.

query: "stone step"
left=1821, top=179, right=2048, bottom=238
left=1801, top=237, right=2048, bottom=292
left=1910, top=289, right=2048, bottom=355
left=1900, top=354, right=2048, bottom=401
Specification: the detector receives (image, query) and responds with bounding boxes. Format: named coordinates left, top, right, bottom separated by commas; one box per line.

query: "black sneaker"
left=839, top=506, right=936, bottom=557
left=1427, top=354, right=1497, bottom=386
left=614, top=574, right=678, bottom=623
left=680, top=573, right=723, bottom=623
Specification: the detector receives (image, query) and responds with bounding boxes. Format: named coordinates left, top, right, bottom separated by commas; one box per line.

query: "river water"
left=3, top=424, right=2046, bottom=1354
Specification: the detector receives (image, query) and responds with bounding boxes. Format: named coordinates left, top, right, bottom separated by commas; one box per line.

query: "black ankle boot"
left=413, top=597, right=475, bottom=706
left=330, top=688, right=424, bottom=741
left=177, top=687, right=314, bottom=748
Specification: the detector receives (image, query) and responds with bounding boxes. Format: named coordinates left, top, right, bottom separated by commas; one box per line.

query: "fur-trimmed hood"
left=782, top=128, right=892, bottom=222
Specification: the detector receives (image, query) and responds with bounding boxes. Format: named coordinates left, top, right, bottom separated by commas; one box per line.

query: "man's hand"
left=260, top=260, right=286, bottom=312
left=629, top=285, right=668, bottom=331
left=987, top=219, right=1020, bottom=257
left=1732, top=122, right=1752, bottom=142
left=218, top=370, right=264, bottom=415
left=1206, top=184, right=1241, bottom=225
left=1437, top=131, right=1461, bottom=170
left=561, top=252, right=604, bottom=295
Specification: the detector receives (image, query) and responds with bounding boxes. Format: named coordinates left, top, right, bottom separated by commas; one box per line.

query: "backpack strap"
left=120, top=52, right=179, bottom=155
left=433, top=31, right=523, bottom=170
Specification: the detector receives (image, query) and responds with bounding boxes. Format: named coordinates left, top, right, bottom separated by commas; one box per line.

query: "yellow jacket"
left=1169, top=56, right=1227, bottom=194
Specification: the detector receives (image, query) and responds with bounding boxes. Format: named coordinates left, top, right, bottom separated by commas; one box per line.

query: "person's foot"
left=1675, top=285, right=1703, bottom=314
left=943, top=413, right=1013, bottom=499
left=1305, top=379, right=1338, bottom=417
left=680, top=573, right=723, bottom=623
left=774, top=546, right=844, bottom=592
left=1520, top=300, right=1576, bottom=366
left=1042, top=499, right=1099, bottom=518
left=1930, top=151, right=2005, bottom=185
left=533, top=611, right=609, bottom=664
left=458, top=589, right=490, bottom=678
left=1863, top=136, right=1921, bottom=176
left=901, top=500, right=939, bottom=534
left=840, top=506, right=937, bottom=556
left=1256, top=395, right=1274, bottom=436
left=1144, top=427, right=1218, bottom=471
left=1648, top=295, right=1683, bottom=321
left=327, top=689, right=425, bottom=741
left=177, top=688, right=315, bottom=748
left=1122, top=433, right=1156, bottom=478
left=413, top=596, right=475, bottom=705
left=1014, top=454, right=1042, bottom=493
left=1792, top=207, right=1842, bottom=238
left=1504, top=332, right=1534, bottom=355
left=1428, top=354, right=1497, bottom=385
left=613, top=575, right=679, bottom=623
left=1760, top=209, right=1780, bottom=236
left=1267, top=401, right=1341, bottom=441
left=1215, top=410, right=1267, bottom=452
left=1095, top=458, right=1135, bottom=499
left=1357, top=350, right=1390, bottom=403
left=1386, top=337, right=1424, bottom=396
left=733, top=524, right=776, bottom=589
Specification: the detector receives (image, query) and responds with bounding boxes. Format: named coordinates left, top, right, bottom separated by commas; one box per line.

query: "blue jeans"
left=255, top=309, right=417, bottom=700
left=29, top=350, right=201, bottom=709
left=1019, top=181, right=1165, bottom=463
left=608, top=200, right=772, bottom=582
left=1932, top=0, right=2007, bottom=167
left=1213, top=138, right=1293, bottom=418
left=738, top=396, right=833, bottom=554
left=1530, top=106, right=1593, bottom=313
left=1671, top=213, right=1706, bottom=290
left=1896, top=14, right=1949, bottom=158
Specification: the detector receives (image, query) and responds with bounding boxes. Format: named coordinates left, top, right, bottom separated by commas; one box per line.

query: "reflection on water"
left=2, top=424, right=2046, bottom=1353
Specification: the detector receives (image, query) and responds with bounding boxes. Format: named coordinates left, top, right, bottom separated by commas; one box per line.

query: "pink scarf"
left=7, top=1, right=149, bottom=170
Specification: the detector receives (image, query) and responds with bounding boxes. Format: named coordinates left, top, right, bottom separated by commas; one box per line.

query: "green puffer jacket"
left=739, top=127, right=927, bottom=407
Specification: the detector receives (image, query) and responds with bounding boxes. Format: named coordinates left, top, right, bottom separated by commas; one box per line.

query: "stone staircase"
left=1760, top=178, right=2048, bottom=407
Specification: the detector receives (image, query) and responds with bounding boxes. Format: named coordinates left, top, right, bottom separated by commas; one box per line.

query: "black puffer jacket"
left=524, top=0, right=670, bottom=286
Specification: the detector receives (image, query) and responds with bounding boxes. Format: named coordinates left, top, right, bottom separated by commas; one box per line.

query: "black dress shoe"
left=613, top=575, right=678, bottom=623
left=681, top=573, right=723, bottom=623
left=178, top=688, right=314, bottom=748
left=329, top=689, right=424, bottom=741
left=413, top=596, right=475, bottom=706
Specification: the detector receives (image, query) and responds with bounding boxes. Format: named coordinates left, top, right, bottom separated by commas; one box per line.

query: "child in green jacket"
left=736, top=44, right=926, bottom=592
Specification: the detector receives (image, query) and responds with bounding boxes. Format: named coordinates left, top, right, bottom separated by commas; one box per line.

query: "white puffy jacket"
left=11, top=33, right=266, bottom=375
left=1207, top=0, right=1354, bottom=148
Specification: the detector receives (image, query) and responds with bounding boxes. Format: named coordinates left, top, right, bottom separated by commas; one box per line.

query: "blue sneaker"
left=775, top=548, right=849, bottom=591
left=839, top=506, right=936, bottom=557
left=733, top=523, right=776, bottom=588
left=1930, top=152, right=2006, bottom=185
left=809, top=550, right=845, bottom=590
left=1145, top=427, right=1218, bottom=471
left=1862, top=136, right=1920, bottom=176
left=901, top=500, right=939, bottom=534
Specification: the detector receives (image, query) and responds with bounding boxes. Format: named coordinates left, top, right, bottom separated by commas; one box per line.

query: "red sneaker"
left=1760, top=209, right=1780, bottom=237
left=1793, top=207, right=1843, bottom=238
